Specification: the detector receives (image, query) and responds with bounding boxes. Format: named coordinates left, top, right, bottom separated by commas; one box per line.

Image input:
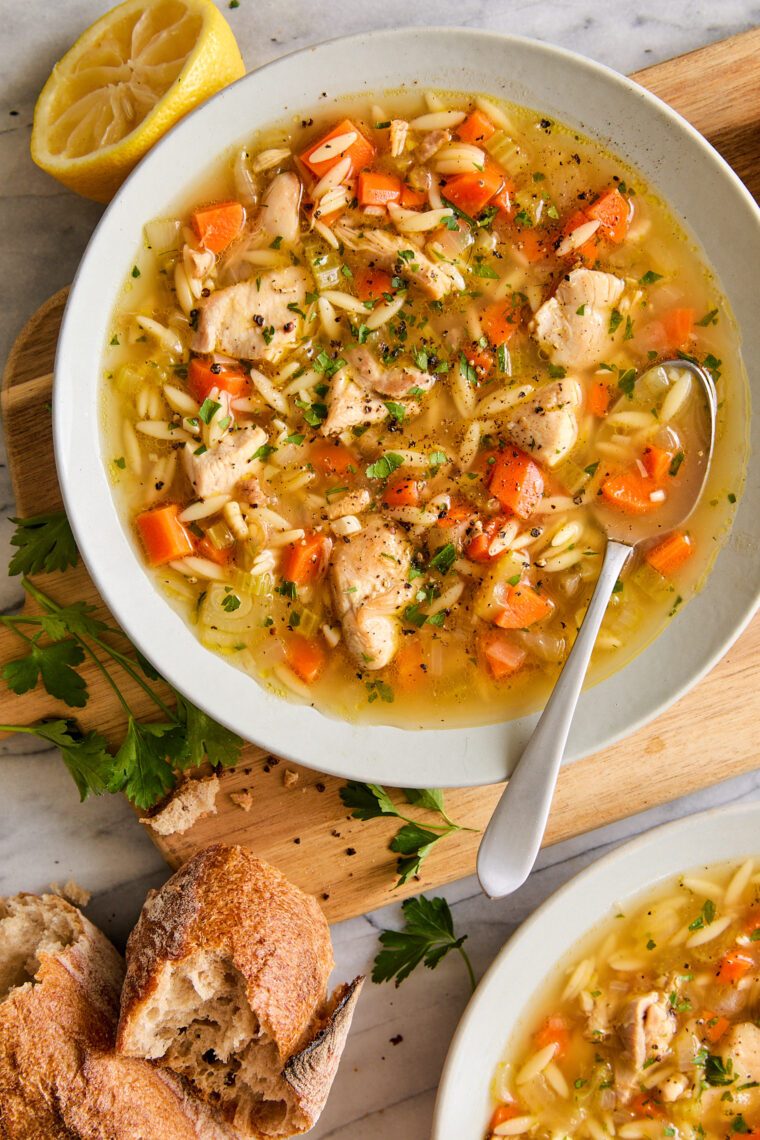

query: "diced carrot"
left=489, top=1103, right=520, bottom=1131
left=660, top=307, right=695, bottom=350
left=457, top=108, right=496, bottom=146
left=300, top=118, right=376, bottom=178
left=466, top=515, right=510, bottom=562
left=630, top=1092, right=665, bottom=1120
left=642, top=445, right=673, bottom=483
left=600, top=470, right=659, bottom=514
left=560, top=208, right=600, bottom=263
left=281, top=531, right=332, bottom=585
left=382, top=477, right=420, bottom=507
left=196, top=535, right=234, bottom=566
left=463, top=341, right=495, bottom=379
left=400, top=184, right=428, bottom=209
left=745, top=908, right=760, bottom=936
left=436, top=500, right=475, bottom=528
left=443, top=161, right=504, bottom=216
left=586, top=187, right=630, bottom=243
left=357, top=170, right=402, bottom=207
left=354, top=266, right=393, bottom=304
left=645, top=532, right=695, bottom=576
left=482, top=629, right=527, bottom=680
left=285, top=635, right=326, bottom=685
left=641, top=308, right=696, bottom=355
left=587, top=379, right=612, bottom=417
left=188, top=358, right=250, bottom=403
left=191, top=200, right=245, bottom=254
left=510, top=224, right=552, bottom=263
left=533, top=1015, right=570, bottom=1060
left=310, top=440, right=356, bottom=476
left=716, top=949, right=754, bottom=985
left=488, top=446, right=544, bottom=519
left=136, top=504, right=194, bottom=567
left=481, top=298, right=521, bottom=346
left=701, top=1010, right=731, bottom=1044
left=394, top=639, right=427, bottom=690
left=493, top=581, right=554, bottom=629
left=492, top=180, right=515, bottom=217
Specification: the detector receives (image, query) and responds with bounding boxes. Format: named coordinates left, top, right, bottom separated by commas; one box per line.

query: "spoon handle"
left=477, top=538, right=632, bottom=899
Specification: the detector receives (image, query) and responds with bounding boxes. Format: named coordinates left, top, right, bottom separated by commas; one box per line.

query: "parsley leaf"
left=639, top=270, right=663, bottom=286
left=372, top=894, right=474, bottom=988
left=608, top=308, right=623, bottom=335
left=340, top=781, right=401, bottom=820
left=705, top=1054, right=735, bottom=1087
left=366, top=453, right=404, bottom=480
left=429, top=543, right=456, bottom=575
left=107, top=717, right=185, bottom=808
left=3, top=639, right=88, bottom=707
left=173, top=691, right=243, bottom=770
left=8, top=512, right=78, bottom=576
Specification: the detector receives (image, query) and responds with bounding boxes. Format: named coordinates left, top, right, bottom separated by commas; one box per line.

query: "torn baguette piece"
left=117, top=843, right=363, bottom=1139
left=141, top=772, right=220, bottom=836
left=0, top=892, right=236, bottom=1140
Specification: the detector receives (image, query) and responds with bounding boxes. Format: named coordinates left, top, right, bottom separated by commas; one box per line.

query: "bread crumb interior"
left=136, top=951, right=309, bottom=1136
left=0, top=895, right=81, bottom=1001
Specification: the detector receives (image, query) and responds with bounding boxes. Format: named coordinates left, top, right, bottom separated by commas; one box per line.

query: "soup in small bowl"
left=55, top=30, right=760, bottom=785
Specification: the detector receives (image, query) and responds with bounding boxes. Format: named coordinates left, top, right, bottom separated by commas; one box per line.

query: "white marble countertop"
left=1, top=2, right=759, bottom=1136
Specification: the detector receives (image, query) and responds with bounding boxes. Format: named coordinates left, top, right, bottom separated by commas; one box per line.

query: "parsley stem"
left=74, top=637, right=133, bottom=718
left=459, top=944, right=476, bottom=993
left=0, top=619, right=35, bottom=645
left=87, top=637, right=175, bottom=721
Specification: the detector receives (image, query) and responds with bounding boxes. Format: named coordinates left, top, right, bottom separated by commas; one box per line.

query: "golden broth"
left=101, top=89, right=747, bottom=728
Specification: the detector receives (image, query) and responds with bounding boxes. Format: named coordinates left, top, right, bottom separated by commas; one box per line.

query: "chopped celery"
left=229, top=568, right=273, bottom=597
left=304, top=240, right=342, bottom=291
left=630, top=562, right=675, bottom=604
left=204, top=520, right=236, bottom=550
left=485, top=131, right=530, bottom=175
left=554, top=460, right=590, bottom=497
left=299, top=608, right=322, bottom=638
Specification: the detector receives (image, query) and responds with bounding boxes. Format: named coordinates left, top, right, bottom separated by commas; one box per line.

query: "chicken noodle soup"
left=487, top=858, right=760, bottom=1140
left=102, top=91, right=746, bottom=726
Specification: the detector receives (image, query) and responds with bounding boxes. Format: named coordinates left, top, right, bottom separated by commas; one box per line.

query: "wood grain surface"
left=2, top=31, right=759, bottom=923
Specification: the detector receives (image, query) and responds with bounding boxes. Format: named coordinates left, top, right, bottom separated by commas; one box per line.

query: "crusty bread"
left=0, top=892, right=237, bottom=1140
left=117, top=844, right=363, bottom=1138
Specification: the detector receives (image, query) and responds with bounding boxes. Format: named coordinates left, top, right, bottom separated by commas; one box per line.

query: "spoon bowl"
left=476, top=360, right=717, bottom=900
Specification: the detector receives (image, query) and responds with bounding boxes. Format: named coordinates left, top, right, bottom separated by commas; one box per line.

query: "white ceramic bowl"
left=54, top=29, right=760, bottom=787
left=432, top=799, right=760, bottom=1138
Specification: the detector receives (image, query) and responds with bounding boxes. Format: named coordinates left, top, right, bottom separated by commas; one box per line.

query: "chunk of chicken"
left=183, top=244, right=215, bottom=279
left=722, top=1022, right=760, bottom=1085
left=356, top=230, right=453, bottom=299
left=321, top=374, right=388, bottom=435
left=506, top=379, right=582, bottom=467
left=533, top=268, right=625, bottom=369
left=183, top=425, right=266, bottom=499
left=326, top=489, right=371, bottom=520
left=616, top=992, right=676, bottom=1072
left=415, top=128, right=450, bottom=163
left=192, top=266, right=308, bottom=361
left=345, top=345, right=435, bottom=399
left=330, top=519, right=412, bottom=669
left=256, top=171, right=302, bottom=246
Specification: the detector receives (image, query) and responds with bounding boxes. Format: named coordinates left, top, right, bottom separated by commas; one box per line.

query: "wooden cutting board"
left=2, top=30, right=760, bottom=924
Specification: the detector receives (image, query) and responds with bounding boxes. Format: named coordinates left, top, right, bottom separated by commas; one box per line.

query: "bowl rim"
left=432, top=798, right=760, bottom=1138
left=53, top=25, right=760, bottom=787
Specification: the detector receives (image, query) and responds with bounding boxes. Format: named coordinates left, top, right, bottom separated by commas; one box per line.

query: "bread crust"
left=117, top=844, right=335, bottom=1063
left=0, top=893, right=237, bottom=1140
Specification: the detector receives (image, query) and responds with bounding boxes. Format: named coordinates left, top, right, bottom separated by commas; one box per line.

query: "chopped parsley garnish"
left=608, top=308, right=623, bottom=335
left=193, top=443, right=208, bottom=456
left=459, top=353, right=478, bottom=384
left=470, top=261, right=499, bottom=279
left=688, top=898, right=716, bottom=930
left=696, top=308, right=719, bottom=327
left=576, top=304, right=586, bottom=316
left=114, top=456, right=126, bottom=469
left=639, top=270, right=663, bottom=286
left=429, top=543, right=456, bottom=575
left=584, top=461, right=599, bottom=477
left=366, top=452, right=404, bottom=480
left=384, top=401, right=406, bottom=423
left=198, top=398, right=221, bottom=424
left=617, top=368, right=636, bottom=396
left=276, top=580, right=298, bottom=600
left=221, top=593, right=241, bottom=612
left=269, top=236, right=283, bottom=249
left=252, top=444, right=277, bottom=461
left=547, top=363, right=567, bottom=379
left=284, top=433, right=304, bottom=445
left=669, top=451, right=685, bottom=476
left=313, top=349, right=346, bottom=378
left=131, top=265, right=141, bottom=278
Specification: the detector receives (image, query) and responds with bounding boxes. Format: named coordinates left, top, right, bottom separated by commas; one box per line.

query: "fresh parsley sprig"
left=1, top=518, right=243, bottom=809
left=372, top=894, right=475, bottom=989
left=339, top=781, right=475, bottom=887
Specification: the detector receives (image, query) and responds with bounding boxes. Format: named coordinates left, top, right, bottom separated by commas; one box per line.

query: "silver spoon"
left=477, top=359, right=717, bottom=899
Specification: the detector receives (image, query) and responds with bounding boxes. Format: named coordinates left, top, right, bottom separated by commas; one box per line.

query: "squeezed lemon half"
left=31, top=0, right=245, bottom=202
